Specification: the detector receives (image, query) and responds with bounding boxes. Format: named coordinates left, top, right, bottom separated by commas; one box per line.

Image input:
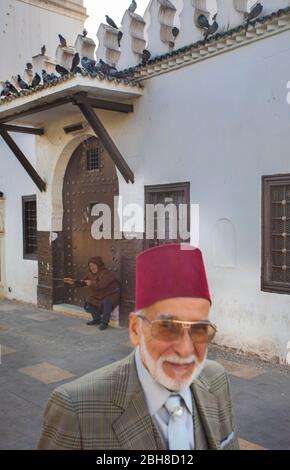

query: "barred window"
left=262, top=175, right=290, bottom=293
left=87, top=148, right=99, bottom=171
left=22, top=195, right=37, bottom=260
left=145, top=182, right=190, bottom=249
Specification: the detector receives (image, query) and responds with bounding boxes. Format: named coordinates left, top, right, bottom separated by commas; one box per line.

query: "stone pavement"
left=0, top=299, right=289, bottom=450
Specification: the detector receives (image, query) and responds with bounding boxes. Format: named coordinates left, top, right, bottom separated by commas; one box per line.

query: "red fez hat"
left=135, top=243, right=211, bottom=309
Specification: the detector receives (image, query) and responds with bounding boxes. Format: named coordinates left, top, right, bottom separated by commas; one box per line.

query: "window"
left=145, top=182, right=190, bottom=249
left=87, top=148, right=99, bottom=171
left=262, top=174, right=290, bottom=293
left=22, top=195, right=37, bottom=260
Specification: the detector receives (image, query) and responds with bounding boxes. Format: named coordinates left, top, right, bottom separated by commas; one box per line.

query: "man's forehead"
left=144, top=297, right=211, bottom=319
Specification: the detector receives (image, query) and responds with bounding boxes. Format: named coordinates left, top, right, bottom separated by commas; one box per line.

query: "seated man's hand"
left=64, top=278, right=76, bottom=285
left=84, top=280, right=93, bottom=287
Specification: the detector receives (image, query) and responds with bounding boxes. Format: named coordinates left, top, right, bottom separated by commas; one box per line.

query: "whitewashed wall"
left=0, top=0, right=87, bottom=81
left=0, top=0, right=86, bottom=302
left=112, top=30, right=290, bottom=362
left=0, top=134, right=38, bottom=303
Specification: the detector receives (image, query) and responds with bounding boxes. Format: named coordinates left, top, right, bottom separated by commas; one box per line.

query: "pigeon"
left=42, top=69, right=54, bottom=84
left=71, top=52, right=80, bottom=72
left=58, top=34, right=67, bottom=47
left=142, top=49, right=151, bottom=66
left=26, top=62, right=33, bottom=71
left=16, top=75, right=30, bottom=90
left=55, top=64, right=69, bottom=76
left=172, top=27, right=179, bottom=39
left=197, top=14, right=210, bottom=30
left=118, top=31, right=123, bottom=48
left=81, top=56, right=96, bottom=74
left=41, top=45, right=46, bottom=55
left=245, top=2, right=263, bottom=30
left=31, top=73, right=41, bottom=88
left=95, top=59, right=111, bottom=75
left=1, top=85, right=10, bottom=97
left=50, top=73, right=59, bottom=81
left=204, top=14, right=218, bottom=39
left=1, top=81, right=15, bottom=96
left=105, top=15, right=118, bottom=29
left=197, top=13, right=218, bottom=39
left=5, top=80, right=18, bottom=94
left=128, top=0, right=137, bottom=13
left=73, top=66, right=83, bottom=75
left=82, top=28, right=88, bottom=37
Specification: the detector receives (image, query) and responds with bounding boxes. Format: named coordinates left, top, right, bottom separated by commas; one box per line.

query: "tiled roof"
left=1, top=5, right=290, bottom=106
left=0, top=70, right=141, bottom=107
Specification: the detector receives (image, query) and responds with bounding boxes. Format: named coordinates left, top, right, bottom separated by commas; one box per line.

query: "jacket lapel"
left=191, top=380, right=221, bottom=450
left=111, top=353, right=222, bottom=450
left=113, top=389, right=164, bottom=450
left=111, top=352, right=164, bottom=450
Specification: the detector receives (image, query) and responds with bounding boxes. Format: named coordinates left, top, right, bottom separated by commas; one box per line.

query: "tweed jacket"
left=38, top=352, right=239, bottom=450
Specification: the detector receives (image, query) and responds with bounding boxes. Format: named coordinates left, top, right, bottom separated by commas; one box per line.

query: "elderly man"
left=38, top=244, right=238, bottom=450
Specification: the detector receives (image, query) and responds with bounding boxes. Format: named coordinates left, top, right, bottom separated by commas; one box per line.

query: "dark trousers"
left=84, top=298, right=113, bottom=325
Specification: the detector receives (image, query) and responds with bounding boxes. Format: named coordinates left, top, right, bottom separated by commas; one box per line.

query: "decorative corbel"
left=55, top=44, right=76, bottom=72
left=96, top=24, right=121, bottom=67
left=74, top=34, right=96, bottom=61
left=118, top=10, right=146, bottom=69
left=32, top=53, right=56, bottom=76
left=144, top=0, right=177, bottom=56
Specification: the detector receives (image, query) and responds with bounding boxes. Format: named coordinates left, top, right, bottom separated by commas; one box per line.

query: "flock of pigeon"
left=0, top=1, right=264, bottom=99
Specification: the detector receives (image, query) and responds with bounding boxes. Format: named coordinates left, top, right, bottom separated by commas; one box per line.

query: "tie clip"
left=171, top=406, right=184, bottom=417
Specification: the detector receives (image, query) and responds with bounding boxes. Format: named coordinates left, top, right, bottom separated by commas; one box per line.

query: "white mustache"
left=161, top=355, right=196, bottom=365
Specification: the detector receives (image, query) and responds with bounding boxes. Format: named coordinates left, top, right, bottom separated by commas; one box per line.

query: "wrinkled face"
left=89, top=262, right=98, bottom=274
left=129, top=297, right=210, bottom=391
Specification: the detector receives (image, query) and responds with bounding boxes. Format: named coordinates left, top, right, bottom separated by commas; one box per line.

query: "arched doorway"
left=62, top=136, right=119, bottom=307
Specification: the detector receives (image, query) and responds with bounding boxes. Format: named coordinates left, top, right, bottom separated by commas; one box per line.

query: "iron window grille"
left=262, top=174, right=290, bottom=293
left=22, top=195, right=37, bottom=260
left=87, top=148, right=100, bottom=171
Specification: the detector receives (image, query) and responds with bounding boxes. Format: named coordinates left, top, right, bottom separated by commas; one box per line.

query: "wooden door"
left=62, top=137, right=119, bottom=306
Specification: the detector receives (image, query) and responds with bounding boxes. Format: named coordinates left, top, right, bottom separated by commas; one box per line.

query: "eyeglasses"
left=137, top=316, right=217, bottom=344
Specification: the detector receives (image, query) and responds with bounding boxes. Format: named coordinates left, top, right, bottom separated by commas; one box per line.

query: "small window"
left=87, top=148, right=99, bottom=171
left=262, top=174, right=290, bottom=293
left=22, top=195, right=37, bottom=260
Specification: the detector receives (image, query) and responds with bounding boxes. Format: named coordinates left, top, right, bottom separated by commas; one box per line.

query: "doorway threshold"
left=53, top=303, right=120, bottom=328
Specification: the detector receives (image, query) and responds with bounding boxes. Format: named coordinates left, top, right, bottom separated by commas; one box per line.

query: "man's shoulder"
left=196, top=359, right=229, bottom=392
left=53, top=353, right=135, bottom=402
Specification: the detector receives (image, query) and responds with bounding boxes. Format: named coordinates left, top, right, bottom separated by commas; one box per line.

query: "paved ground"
left=0, top=299, right=289, bottom=450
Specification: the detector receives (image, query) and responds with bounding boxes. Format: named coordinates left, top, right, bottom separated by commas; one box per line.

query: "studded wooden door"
left=63, top=137, right=119, bottom=306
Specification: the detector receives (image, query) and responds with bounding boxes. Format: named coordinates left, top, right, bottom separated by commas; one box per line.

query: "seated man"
left=39, top=244, right=238, bottom=450
left=64, top=256, right=120, bottom=330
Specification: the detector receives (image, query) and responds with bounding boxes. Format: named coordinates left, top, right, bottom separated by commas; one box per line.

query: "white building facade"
left=0, top=0, right=87, bottom=303
left=1, top=0, right=290, bottom=363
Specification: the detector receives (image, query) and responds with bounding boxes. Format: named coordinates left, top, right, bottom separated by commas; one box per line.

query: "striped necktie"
left=165, top=394, right=191, bottom=450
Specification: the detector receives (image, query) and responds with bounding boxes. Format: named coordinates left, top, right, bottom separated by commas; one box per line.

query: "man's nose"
left=173, top=328, right=195, bottom=356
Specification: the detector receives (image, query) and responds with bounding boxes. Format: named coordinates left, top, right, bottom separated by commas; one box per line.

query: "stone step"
left=53, top=303, right=119, bottom=327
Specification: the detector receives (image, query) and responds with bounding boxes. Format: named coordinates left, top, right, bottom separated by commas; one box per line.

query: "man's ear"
left=129, top=312, right=140, bottom=347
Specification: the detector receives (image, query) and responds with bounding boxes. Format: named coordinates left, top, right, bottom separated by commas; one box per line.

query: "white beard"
left=139, top=333, right=207, bottom=392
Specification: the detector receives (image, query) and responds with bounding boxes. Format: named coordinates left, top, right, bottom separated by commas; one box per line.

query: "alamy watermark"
left=90, top=196, right=200, bottom=245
